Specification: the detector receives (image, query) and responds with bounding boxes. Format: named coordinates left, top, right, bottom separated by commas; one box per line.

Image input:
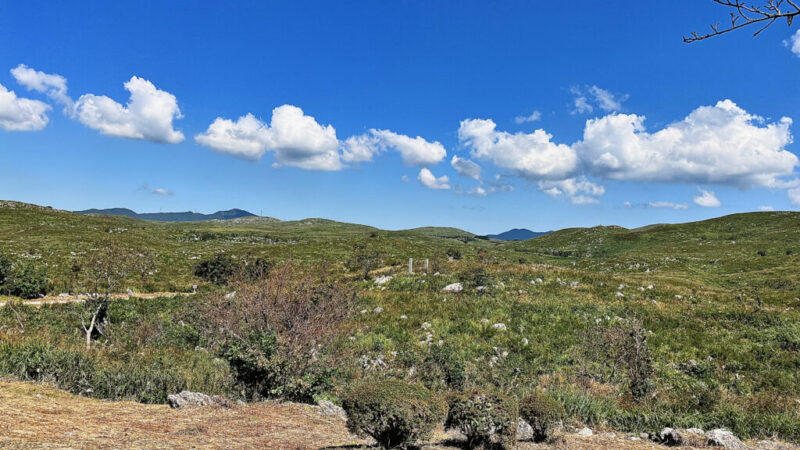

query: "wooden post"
left=425, top=258, right=429, bottom=273
left=409, top=258, right=413, bottom=274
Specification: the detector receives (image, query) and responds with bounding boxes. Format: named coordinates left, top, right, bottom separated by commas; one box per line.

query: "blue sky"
left=1, top=1, right=800, bottom=234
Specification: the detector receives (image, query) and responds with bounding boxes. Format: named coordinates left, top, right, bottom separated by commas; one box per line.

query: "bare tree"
left=79, top=240, right=130, bottom=348
left=684, top=0, right=799, bottom=42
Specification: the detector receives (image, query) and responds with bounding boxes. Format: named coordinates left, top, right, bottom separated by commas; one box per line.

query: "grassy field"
left=1, top=200, right=799, bottom=443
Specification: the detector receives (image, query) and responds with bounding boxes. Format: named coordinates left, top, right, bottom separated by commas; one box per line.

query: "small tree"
left=79, top=240, right=131, bottom=348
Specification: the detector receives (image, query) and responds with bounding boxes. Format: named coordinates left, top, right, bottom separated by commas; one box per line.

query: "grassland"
left=1, top=200, right=799, bottom=445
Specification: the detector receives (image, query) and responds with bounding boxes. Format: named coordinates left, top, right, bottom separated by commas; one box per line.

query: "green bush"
left=193, top=254, right=240, bottom=285
left=444, top=390, right=518, bottom=449
left=519, top=391, right=565, bottom=442
left=6, top=260, right=49, bottom=299
left=0, top=254, right=11, bottom=288
left=342, top=378, right=445, bottom=449
left=458, top=267, right=491, bottom=289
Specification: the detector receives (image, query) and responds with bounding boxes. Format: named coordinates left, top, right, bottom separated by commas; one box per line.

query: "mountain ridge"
left=487, top=228, right=551, bottom=241
left=74, top=207, right=259, bottom=222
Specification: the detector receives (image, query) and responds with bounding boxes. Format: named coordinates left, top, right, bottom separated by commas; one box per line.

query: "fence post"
left=409, top=258, right=413, bottom=274
left=425, top=258, right=429, bottom=273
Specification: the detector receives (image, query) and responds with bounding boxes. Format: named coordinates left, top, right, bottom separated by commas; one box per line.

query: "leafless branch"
left=684, top=0, right=799, bottom=42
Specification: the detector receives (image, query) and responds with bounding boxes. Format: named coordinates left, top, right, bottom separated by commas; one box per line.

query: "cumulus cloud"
left=789, top=187, right=800, bottom=206
left=575, top=100, right=798, bottom=189
left=649, top=201, right=688, bottom=210
left=10, top=64, right=72, bottom=109
left=514, top=110, right=541, bottom=124
left=784, top=29, right=800, bottom=57
left=418, top=168, right=451, bottom=190
left=195, top=105, right=342, bottom=170
left=74, top=76, right=184, bottom=144
left=368, top=129, right=446, bottom=166
left=693, top=189, right=721, bottom=207
left=451, top=155, right=482, bottom=179
left=571, top=85, right=628, bottom=114
left=0, top=82, right=51, bottom=131
left=538, top=176, right=605, bottom=204
left=458, top=118, right=578, bottom=181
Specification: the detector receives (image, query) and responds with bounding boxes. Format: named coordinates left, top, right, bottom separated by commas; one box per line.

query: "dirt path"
left=0, top=291, right=186, bottom=307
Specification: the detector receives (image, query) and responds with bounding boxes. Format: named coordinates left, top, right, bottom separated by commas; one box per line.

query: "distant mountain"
left=487, top=228, right=551, bottom=241
left=75, top=207, right=257, bottom=222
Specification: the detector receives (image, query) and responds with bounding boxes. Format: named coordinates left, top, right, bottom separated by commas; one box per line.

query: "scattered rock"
left=517, top=418, right=534, bottom=441
left=442, top=282, right=463, bottom=293
left=167, top=391, right=230, bottom=409
left=373, top=275, right=392, bottom=285
left=224, top=291, right=236, bottom=299
left=577, top=427, right=593, bottom=437
left=58, top=293, right=70, bottom=298
left=492, top=323, right=507, bottom=331
left=317, top=400, right=346, bottom=421
left=372, top=307, right=383, bottom=314
left=657, top=427, right=684, bottom=446
left=706, top=429, right=747, bottom=450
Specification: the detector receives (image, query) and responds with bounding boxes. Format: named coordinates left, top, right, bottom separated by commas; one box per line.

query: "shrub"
left=346, top=243, right=382, bottom=280
left=342, top=378, right=445, bottom=449
left=7, top=260, right=49, bottom=299
left=444, top=390, right=518, bottom=449
left=459, top=267, right=491, bottom=289
left=0, top=254, right=11, bottom=289
left=519, top=391, right=565, bottom=442
left=193, top=254, right=240, bottom=285
left=243, top=257, right=274, bottom=280
left=757, top=250, right=767, bottom=257
left=199, top=263, right=353, bottom=402
left=446, top=248, right=462, bottom=260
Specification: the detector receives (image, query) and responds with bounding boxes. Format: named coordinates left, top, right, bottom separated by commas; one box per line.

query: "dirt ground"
left=0, top=380, right=796, bottom=449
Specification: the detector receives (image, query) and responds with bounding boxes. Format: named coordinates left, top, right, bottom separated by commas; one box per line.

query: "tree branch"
left=684, top=0, right=799, bottom=42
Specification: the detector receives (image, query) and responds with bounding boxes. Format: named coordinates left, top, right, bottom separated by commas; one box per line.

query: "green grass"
left=1, top=200, right=799, bottom=441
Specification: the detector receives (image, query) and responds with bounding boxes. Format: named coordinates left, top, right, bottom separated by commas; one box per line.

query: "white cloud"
left=194, top=113, right=269, bottom=160
left=418, top=168, right=450, bottom=190
left=571, top=85, right=628, bottom=114
left=152, top=188, right=172, bottom=196
left=10, top=64, right=72, bottom=109
left=74, top=76, right=184, bottom=144
left=341, top=133, right=381, bottom=163
left=649, top=201, right=688, bottom=210
left=575, top=100, right=798, bottom=189
left=693, top=189, right=721, bottom=207
left=588, top=86, right=627, bottom=112
left=458, top=118, right=578, bottom=181
left=369, top=129, right=446, bottom=166
left=570, top=195, right=600, bottom=205
left=571, top=87, right=593, bottom=115
left=451, top=155, right=482, bottom=180
left=515, top=110, right=541, bottom=124
left=758, top=205, right=774, bottom=211
left=0, top=82, right=50, bottom=131
left=195, top=105, right=342, bottom=170
left=784, top=29, right=800, bottom=57
left=538, top=176, right=605, bottom=204
left=789, top=187, right=800, bottom=206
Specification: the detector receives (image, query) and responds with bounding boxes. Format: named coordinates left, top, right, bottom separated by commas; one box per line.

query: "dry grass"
left=1, top=379, right=795, bottom=449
